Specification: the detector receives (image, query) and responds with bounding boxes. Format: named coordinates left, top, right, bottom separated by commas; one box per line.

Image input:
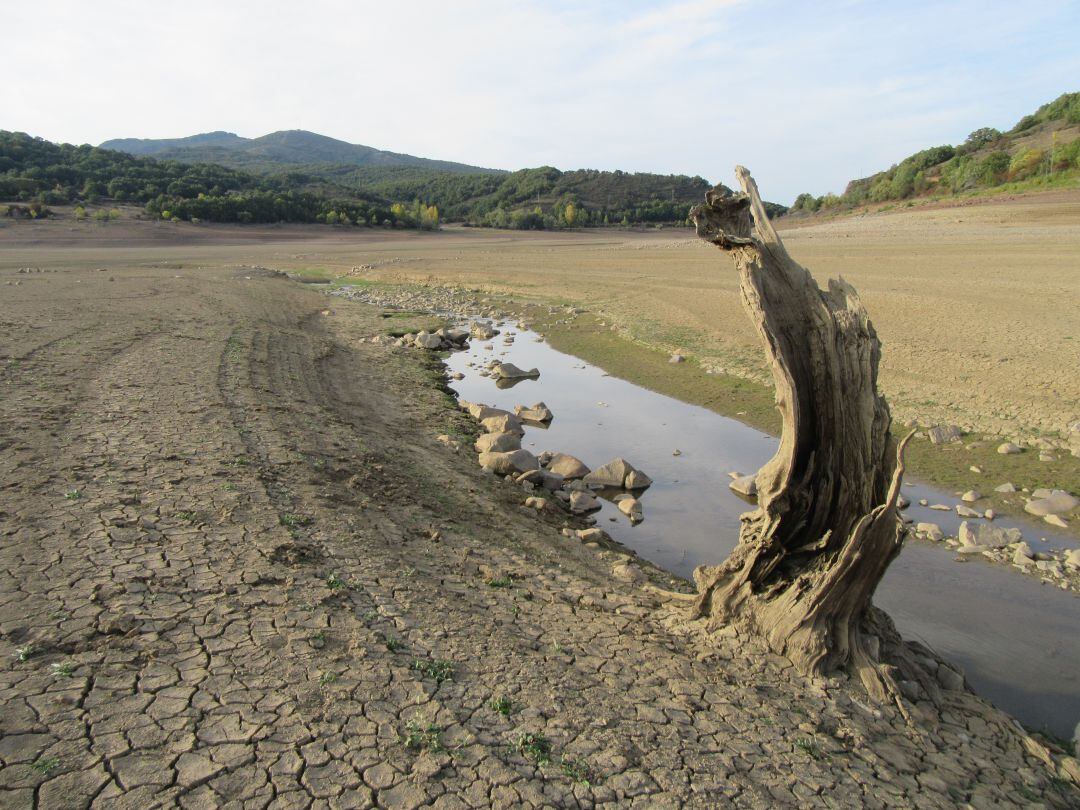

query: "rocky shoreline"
left=330, top=280, right=1080, bottom=595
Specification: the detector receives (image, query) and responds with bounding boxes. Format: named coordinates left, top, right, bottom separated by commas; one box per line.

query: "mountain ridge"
left=100, top=129, right=502, bottom=175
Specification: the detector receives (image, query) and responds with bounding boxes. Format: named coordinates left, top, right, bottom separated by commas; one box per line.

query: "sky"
left=5, top=0, right=1079, bottom=203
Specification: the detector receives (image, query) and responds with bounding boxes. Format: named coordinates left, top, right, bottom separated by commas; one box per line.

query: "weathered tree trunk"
left=690, top=168, right=922, bottom=705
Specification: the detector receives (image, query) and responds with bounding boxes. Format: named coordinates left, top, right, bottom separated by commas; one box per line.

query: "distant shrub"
left=73, top=205, right=87, bottom=220
left=1008, top=148, right=1044, bottom=180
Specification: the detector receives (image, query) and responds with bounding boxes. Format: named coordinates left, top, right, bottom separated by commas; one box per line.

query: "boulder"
left=582, top=458, right=646, bottom=489
left=994, top=482, right=1016, bottom=493
left=1045, top=514, right=1069, bottom=529
left=494, top=362, right=539, bottom=380
left=961, top=522, right=1022, bottom=549
left=730, top=474, right=758, bottom=498
left=617, top=497, right=643, bottom=522
left=524, top=496, right=547, bottom=510
left=569, top=490, right=601, bottom=514
left=546, top=453, right=590, bottom=480
left=446, top=328, right=471, bottom=345
left=997, top=442, right=1022, bottom=455
left=475, top=432, right=522, bottom=454
left=1065, top=549, right=1080, bottom=569
left=478, top=449, right=540, bottom=475
left=625, top=469, right=653, bottom=490
left=1025, top=491, right=1078, bottom=517
left=960, top=490, right=982, bottom=503
left=669, top=353, right=686, bottom=364
left=514, top=402, right=554, bottom=424
left=414, top=331, right=443, bottom=349
left=480, top=413, right=524, bottom=436
left=956, top=505, right=982, bottom=518
left=470, top=321, right=499, bottom=340
left=915, top=523, right=944, bottom=542
left=927, top=425, right=962, bottom=444
left=575, top=528, right=610, bottom=543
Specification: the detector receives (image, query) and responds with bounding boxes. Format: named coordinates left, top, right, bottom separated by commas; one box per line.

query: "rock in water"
left=546, top=453, right=590, bottom=480
left=582, top=458, right=650, bottom=489
left=470, top=321, right=499, bottom=340
left=569, top=490, right=601, bottom=514
left=617, top=497, right=643, bottom=522
left=494, top=362, right=540, bottom=380
left=625, top=469, right=653, bottom=490
left=729, top=474, right=758, bottom=498
left=915, top=523, right=944, bottom=542
left=961, top=490, right=982, bottom=503
left=514, top=402, right=554, bottom=424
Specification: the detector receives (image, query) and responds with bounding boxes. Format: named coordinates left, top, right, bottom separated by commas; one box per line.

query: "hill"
left=2, top=131, right=786, bottom=229
left=789, top=92, right=1080, bottom=213
left=101, top=129, right=500, bottom=175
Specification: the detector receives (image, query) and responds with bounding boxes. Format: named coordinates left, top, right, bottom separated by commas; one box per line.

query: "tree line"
left=1, top=130, right=788, bottom=229
left=790, top=92, right=1080, bottom=213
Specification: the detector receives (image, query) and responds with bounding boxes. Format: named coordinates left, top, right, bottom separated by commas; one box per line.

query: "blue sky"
left=5, top=0, right=1078, bottom=202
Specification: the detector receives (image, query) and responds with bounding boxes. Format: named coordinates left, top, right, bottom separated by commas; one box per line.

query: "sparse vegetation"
left=403, top=714, right=445, bottom=753
left=31, top=756, right=60, bottom=775
left=512, top=732, right=552, bottom=766
left=789, top=92, right=1080, bottom=212
left=489, top=694, right=513, bottom=716
left=410, top=657, right=454, bottom=683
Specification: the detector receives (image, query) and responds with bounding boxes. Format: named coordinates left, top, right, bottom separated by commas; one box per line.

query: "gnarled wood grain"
left=690, top=168, right=922, bottom=704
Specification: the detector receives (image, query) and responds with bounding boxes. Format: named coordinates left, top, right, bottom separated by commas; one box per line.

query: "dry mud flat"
left=0, top=261, right=1077, bottom=808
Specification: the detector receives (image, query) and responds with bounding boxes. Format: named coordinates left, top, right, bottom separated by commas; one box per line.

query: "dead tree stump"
left=690, top=167, right=924, bottom=705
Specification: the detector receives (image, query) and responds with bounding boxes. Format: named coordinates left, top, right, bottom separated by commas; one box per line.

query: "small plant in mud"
left=325, top=573, right=346, bottom=591
left=400, top=566, right=417, bottom=578
left=14, top=644, right=36, bottom=662
left=31, top=756, right=60, bottom=775
left=63, top=489, right=80, bottom=500
left=318, top=671, right=338, bottom=686
left=309, top=630, right=327, bottom=649
left=485, top=574, right=513, bottom=588
left=411, top=657, right=453, bottom=683
left=512, top=732, right=552, bottom=766
left=489, top=694, right=513, bottom=716
left=403, top=714, right=445, bottom=753
left=51, top=661, right=74, bottom=678
left=175, top=510, right=199, bottom=524
left=279, top=513, right=312, bottom=528
left=384, top=635, right=403, bottom=652
left=795, top=737, right=827, bottom=761
left=226, top=456, right=249, bottom=467
left=559, top=755, right=595, bottom=785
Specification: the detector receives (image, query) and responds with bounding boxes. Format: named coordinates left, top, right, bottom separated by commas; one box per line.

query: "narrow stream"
left=445, top=321, right=1080, bottom=740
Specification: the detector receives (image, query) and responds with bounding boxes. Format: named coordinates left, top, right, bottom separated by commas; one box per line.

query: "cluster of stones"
left=393, top=327, right=471, bottom=351
left=460, top=400, right=652, bottom=525
left=908, top=485, right=1080, bottom=592
left=924, top=422, right=1080, bottom=460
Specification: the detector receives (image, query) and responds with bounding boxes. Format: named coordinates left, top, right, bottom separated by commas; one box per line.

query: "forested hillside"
left=2, top=131, right=786, bottom=229
left=790, top=92, right=1080, bottom=213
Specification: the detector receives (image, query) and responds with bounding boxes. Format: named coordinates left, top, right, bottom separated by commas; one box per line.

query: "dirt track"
left=0, top=261, right=1077, bottom=807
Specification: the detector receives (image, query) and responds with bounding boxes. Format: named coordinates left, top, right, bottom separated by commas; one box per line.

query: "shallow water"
left=445, top=322, right=1080, bottom=739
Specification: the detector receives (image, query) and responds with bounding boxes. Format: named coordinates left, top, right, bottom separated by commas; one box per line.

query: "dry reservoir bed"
left=0, top=240, right=1078, bottom=806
